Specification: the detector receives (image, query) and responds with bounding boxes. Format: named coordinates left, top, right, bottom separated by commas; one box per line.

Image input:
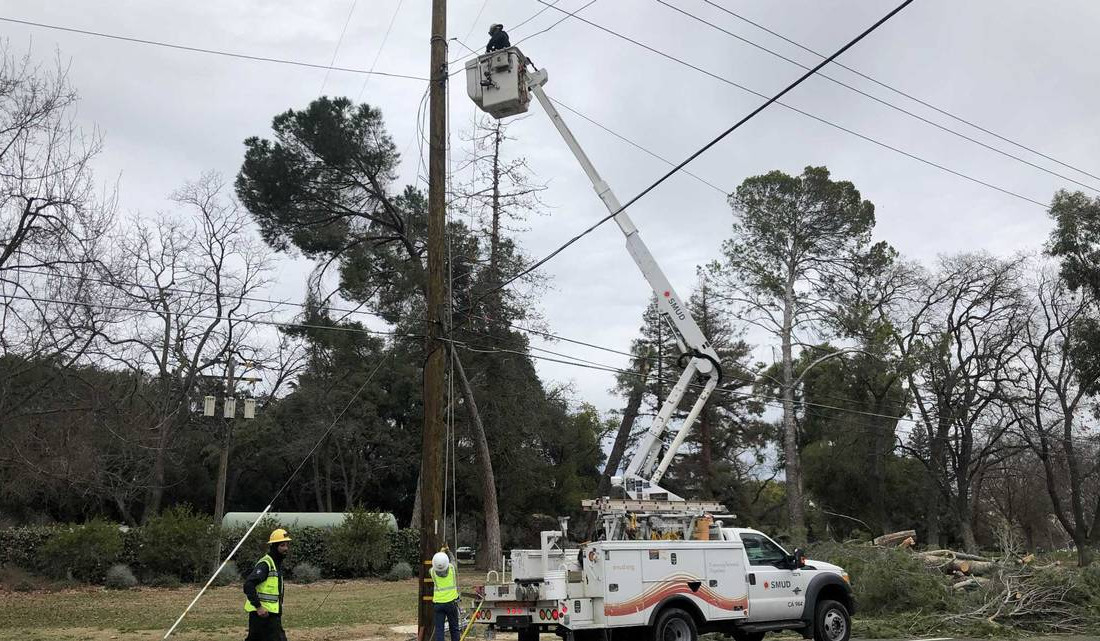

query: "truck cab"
left=720, top=527, right=854, bottom=640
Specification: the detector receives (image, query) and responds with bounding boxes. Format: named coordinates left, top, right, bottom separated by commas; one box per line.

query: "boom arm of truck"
left=466, top=50, right=722, bottom=501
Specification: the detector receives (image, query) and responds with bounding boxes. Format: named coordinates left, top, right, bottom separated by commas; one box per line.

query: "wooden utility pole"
left=418, top=0, right=448, bottom=637
left=213, top=357, right=235, bottom=541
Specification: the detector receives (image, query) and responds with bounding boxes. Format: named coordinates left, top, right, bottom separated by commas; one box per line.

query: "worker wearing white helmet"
left=430, top=549, right=460, bottom=641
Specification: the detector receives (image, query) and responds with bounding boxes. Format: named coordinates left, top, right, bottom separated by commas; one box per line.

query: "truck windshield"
left=741, top=533, right=788, bottom=566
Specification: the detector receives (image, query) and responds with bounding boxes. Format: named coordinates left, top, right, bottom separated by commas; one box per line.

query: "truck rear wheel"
left=652, top=607, right=697, bottom=641
left=812, top=599, right=850, bottom=641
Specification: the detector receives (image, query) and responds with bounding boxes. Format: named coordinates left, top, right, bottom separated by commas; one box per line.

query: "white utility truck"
left=465, top=49, right=854, bottom=641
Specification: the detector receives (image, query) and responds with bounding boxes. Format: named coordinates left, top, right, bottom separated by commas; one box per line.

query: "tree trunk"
left=589, top=357, right=650, bottom=538
left=699, top=408, right=713, bottom=499
left=312, top=451, right=325, bottom=511
left=411, top=470, right=422, bottom=529
left=597, top=357, right=651, bottom=499
left=450, top=347, right=502, bottom=572
left=1075, top=535, right=1092, bottom=567
left=781, top=273, right=806, bottom=543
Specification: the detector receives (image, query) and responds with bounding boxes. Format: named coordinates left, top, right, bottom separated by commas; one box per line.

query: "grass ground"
left=0, top=579, right=420, bottom=641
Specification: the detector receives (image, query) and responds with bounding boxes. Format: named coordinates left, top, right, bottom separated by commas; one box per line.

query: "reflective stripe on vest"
left=431, top=566, right=458, bottom=603
left=244, top=555, right=282, bottom=614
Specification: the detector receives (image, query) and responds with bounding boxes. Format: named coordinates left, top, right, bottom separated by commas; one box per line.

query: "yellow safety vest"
left=244, top=555, right=282, bottom=615
left=431, top=566, right=458, bottom=604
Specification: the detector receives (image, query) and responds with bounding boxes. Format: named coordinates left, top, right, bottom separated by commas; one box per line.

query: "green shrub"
left=211, top=560, right=240, bottom=587
left=104, top=564, right=138, bottom=590
left=325, top=510, right=392, bottom=577
left=384, top=561, right=414, bottom=582
left=146, top=573, right=181, bottom=588
left=0, top=526, right=54, bottom=573
left=39, top=519, right=123, bottom=582
left=138, top=505, right=216, bottom=582
left=222, top=520, right=328, bottom=577
left=293, top=561, right=322, bottom=584
left=388, top=528, right=420, bottom=569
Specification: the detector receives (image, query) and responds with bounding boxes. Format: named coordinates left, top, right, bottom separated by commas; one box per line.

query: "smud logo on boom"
left=663, top=290, right=687, bottom=321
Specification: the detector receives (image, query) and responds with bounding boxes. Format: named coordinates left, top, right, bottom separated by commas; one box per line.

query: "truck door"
left=740, top=533, right=804, bottom=622
left=703, top=548, right=748, bottom=621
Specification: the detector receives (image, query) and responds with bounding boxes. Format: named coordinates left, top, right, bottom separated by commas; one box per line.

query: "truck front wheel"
left=812, top=599, right=850, bottom=641
left=652, top=607, right=698, bottom=641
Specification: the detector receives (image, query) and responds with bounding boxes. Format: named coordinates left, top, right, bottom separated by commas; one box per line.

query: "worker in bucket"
left=485, top=23, right=510, bottom=53
left=430, top=549, right=461, bottom=641
left=243, top=528, right=291, bottom=641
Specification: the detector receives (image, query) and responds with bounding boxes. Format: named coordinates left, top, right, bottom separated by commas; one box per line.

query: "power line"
left=551, top=97, right=728, bottom=195
left=452, top=337, right=1089, bottom=447
left=2, top=292, right=416, bottom=339
left=319, top=0, right=360, bottom=94
left=445, top=0, right=595, bottom=72
left=700, top=0, right=1100, bottom=185
left=656, top=0, right=1100, bottom=194
left=355, top=0, right=407, bottom=101
left=535, top=1, right=1048, bottom=208
left=0, top=15, right=427, bottom=81
left=475, top=0, right=923, bottom=306
left=7, top=288, right=1094, bottom=447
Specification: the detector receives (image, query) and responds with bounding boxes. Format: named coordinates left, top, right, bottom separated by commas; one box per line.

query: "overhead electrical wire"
left=550, top=97, right=728, bottom=195
left=7, top=288, right=1092, bottom=447
left=445, top=0, right=597, bottom=72
left=472, top=0, right=926, bottom=308
left=0, top=15, right=427, bottom=81
left=534, top=0, right=1048, bottom=208
left=700, top=0, right=1100, bottom=184
left=655, top=0, right=1100, bottom=194
left=355, top=0, right=407, bottom=101
left=318, top=0, right=360, bottom=94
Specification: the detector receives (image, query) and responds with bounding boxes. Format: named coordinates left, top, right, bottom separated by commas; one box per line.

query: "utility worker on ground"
left=485, top=23, right=510, bottom=53
left=430, top=549, right=461, bottom=641
left=243, top=529, right=291, bottom=641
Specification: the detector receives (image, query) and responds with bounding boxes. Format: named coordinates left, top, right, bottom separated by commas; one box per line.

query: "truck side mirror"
left=791, top=548, right=807, bottom=569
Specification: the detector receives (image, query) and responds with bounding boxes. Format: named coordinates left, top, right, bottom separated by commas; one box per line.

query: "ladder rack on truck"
left=465, top=48, right=855, bottom=641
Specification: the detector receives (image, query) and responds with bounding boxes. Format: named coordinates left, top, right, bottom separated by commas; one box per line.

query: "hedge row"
left=0, top=506, right=420, bottom=585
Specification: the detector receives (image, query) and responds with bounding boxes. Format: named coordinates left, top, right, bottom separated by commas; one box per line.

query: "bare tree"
left=1013, top=264, right=1100, bottom=565
left=0, top=44, right=116, bottom=423
left=97, top=172, right=275, bottom=520
left=892, top=254, right=1027, bottom=551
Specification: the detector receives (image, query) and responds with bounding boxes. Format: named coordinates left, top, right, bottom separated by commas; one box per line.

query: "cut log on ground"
left=872, top=529, right=916, bottom=546
left=951, top=576, right=990, bottom=591
left=921, top=549, right=992, bottom=562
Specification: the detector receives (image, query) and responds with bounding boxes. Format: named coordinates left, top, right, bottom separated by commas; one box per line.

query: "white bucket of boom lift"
left=465, top=47, right=531, bottom=118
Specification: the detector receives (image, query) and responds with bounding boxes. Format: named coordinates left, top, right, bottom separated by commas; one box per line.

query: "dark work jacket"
left=243, top=549, right=285, bottom=615
left=486, top=30, right=511, bottom=53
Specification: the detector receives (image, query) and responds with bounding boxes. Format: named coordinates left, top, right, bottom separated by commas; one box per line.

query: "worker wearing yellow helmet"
left=243, top=529, right=291, bottom=641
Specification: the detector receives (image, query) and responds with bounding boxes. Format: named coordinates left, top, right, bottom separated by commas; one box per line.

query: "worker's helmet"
left=489, top=23, right=503, bottom=34
left=267, top=528, right=292, bottom=544
left=432, top=551, right=450, bottom=573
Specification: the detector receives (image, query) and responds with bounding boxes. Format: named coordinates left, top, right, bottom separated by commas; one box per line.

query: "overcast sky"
left=4, top=0, right=1099, bottom=416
